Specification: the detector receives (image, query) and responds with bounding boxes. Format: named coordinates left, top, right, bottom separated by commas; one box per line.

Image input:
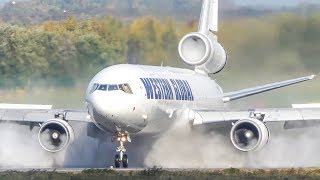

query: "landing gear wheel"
left=122, top=154, right=128, bottom=168
left=113, top=132, right=130, bottom=168
left=115, top=154, right=121, bottom=168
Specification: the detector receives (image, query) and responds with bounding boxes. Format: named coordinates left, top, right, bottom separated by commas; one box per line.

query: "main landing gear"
left=112, top=132, right=130, bottom=168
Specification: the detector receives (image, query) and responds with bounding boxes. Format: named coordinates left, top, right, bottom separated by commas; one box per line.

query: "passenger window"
left=98, top=84, right=108, bottom=91
left=108, top=84, right=119, bottom=91
left=89, top=83, right=99, bottom=94
left=119, top=84, right=133, bottom=94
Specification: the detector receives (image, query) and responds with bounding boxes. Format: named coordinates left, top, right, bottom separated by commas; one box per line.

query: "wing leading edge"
left=223, top=75, right=316, bottom=102
left=0, top=104, right=91, bottom=123
left=190, top=108, right=320, bottom=129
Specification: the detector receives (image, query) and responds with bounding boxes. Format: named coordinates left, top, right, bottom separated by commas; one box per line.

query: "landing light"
left=121, top=136, right=127, bottom=142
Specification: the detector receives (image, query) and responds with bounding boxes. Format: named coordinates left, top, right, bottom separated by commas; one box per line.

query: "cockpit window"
left=89, top=83, right=99, bottom=94
left=108, top=84, right=119, bottom=91
left=119, top=84, right=133, bottom=94
left=90, top=83, right=133, bottom=94
left=98, top=84, right=108, bottom=91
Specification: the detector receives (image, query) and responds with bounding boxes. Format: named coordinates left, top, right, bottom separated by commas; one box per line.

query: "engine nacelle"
left=38, top=119, right=74, bottom=153
left=230, top=119, right=270, bottom=152
left=178, top=32, right=227, bottom=74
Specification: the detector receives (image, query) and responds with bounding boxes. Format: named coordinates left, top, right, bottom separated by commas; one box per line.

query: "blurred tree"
left=1, top=12, right=320, bottom=88
left=65, top=16, right=77, bottom=31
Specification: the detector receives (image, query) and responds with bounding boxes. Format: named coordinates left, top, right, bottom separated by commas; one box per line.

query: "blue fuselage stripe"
left=140, top=78, right=194, bottom=101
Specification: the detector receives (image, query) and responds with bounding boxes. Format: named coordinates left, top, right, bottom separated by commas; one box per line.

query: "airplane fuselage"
left=85, top=64, right=224, bottom=135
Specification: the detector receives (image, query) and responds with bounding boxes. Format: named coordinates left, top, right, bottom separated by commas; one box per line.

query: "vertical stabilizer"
left=198, top=0, right=218, bottom=34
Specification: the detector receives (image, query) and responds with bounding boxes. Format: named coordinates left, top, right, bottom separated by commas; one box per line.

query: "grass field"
left=2, top=168, right=320, bottom=180
left=0, top=85, right=87, bottom=109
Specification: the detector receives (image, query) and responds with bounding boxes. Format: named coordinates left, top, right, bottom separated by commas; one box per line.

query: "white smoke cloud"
left=0, top=122, right=115, bottom=168
left=0, top=122, right=63, bottom=168
left=143, top=109, right=245, bottom=168
left=1, top=115, right=320, bottom=169
left=143, top=109, right=320, bottom=168
left=62, top=122, right=116, bottom=168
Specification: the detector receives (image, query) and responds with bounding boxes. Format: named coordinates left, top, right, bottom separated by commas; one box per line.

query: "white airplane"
left=1, top=0, right=319, bottom=168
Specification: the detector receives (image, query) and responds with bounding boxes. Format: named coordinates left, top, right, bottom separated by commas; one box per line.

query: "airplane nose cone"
left=86, top=90, right=146, bottom=133
left=87, top=91, right=130, bottom=120
left=88, top=91, right=113, bottom=116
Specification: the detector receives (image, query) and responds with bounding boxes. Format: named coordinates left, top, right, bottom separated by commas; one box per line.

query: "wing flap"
left=223, top=75, right=315, bottom=102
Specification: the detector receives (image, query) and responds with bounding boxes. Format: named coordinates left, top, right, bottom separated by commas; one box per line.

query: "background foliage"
left=0, top=0, right=319, bottom=108
left=1, top=13, right=320, bottom=87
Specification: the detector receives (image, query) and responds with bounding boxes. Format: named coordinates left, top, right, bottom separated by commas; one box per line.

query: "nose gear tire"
left=122, top=154, right=128, bottom=168
left=115, top=154, right=121, bottom=168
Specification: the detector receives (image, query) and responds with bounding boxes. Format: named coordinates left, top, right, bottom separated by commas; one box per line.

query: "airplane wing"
left=190, top=107, right=320, bottom=129
left=0, top=104, right=91, bottom=123
left=188, top=107, right=320, bottom=151
left=0, top=103, right=100, bottom=153
left=222, top=75, right=316, bottom=102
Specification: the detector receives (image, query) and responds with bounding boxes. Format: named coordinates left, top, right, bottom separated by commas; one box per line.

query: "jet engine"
left=178, top=32, right=227, bottom=74
left=230, top=119, right=269, bottom=152
left=38, top=119, right=74, bottom=153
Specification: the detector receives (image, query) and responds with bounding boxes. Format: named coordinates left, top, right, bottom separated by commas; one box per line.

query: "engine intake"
left=230, top=119, right=269, bottom=152
left=38, top=119, right=74, bottom=153
left=178, top=32, right=227, bottom=74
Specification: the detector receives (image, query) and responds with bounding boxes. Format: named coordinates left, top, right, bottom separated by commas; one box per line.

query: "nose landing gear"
left=113, top=132, right=130, bottom=168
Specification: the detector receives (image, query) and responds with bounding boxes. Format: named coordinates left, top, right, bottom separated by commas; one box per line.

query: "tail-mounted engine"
left=38, top=119, right=74, bottom=153
left=178, top=32, right=227, bottom=74
left=230, top=118, right=270, bottom=152
left=178, top=0, right=227, bottom=74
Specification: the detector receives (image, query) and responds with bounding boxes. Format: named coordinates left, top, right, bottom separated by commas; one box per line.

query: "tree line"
left=0, top=16, right=184, bottom=87
left=0, top=13, right=320, bottom=88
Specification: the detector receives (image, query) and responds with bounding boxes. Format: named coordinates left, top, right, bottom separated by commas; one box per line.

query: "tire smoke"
left=1, top=114, right=320, bottom=169
left=0, top=122, right=63, bottom=168
left=0, top=122, right=115, bottom=168
left=143, top=109, right=320, bottom=168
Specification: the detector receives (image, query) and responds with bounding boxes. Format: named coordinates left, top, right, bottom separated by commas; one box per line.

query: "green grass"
left=0, top=85, right=87, bottom=109
left=2, top=168, right=320, bottom=180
